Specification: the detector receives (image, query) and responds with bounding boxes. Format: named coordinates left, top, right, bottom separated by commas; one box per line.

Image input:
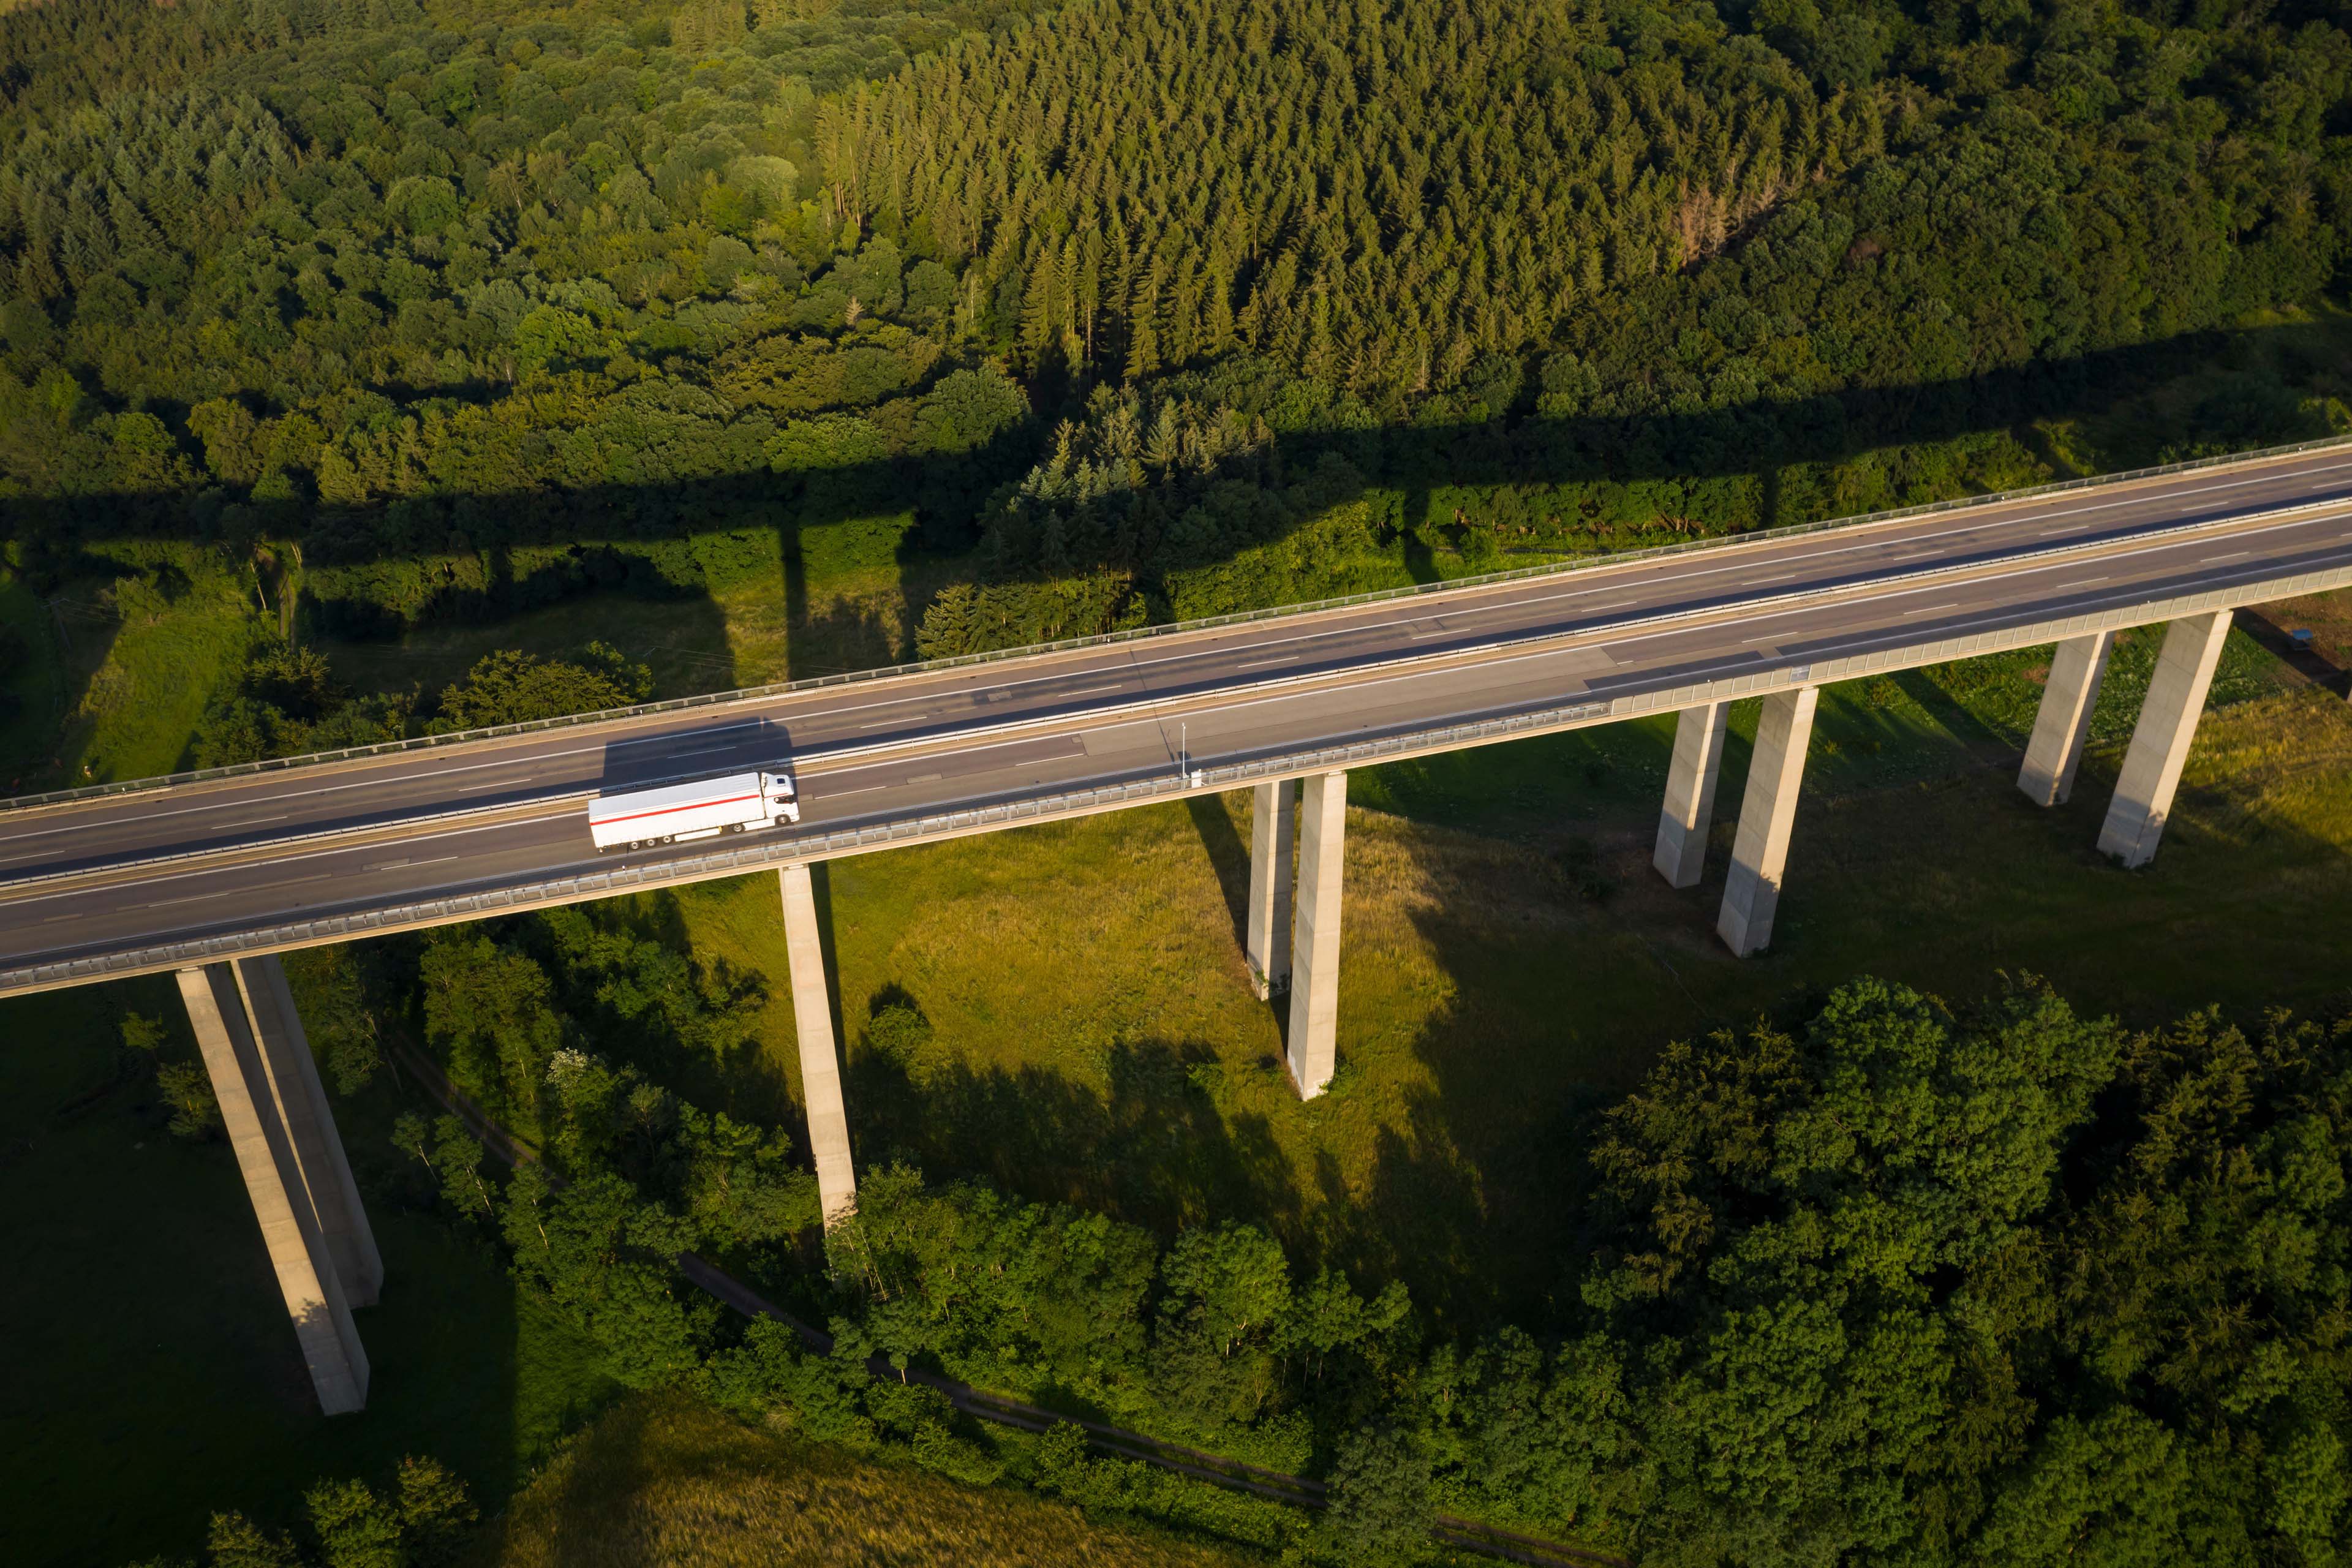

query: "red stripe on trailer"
left=593, top=791, right=762, bottom=828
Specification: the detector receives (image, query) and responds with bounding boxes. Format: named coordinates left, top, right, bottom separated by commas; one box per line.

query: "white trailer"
left=588, top=771, right=799, bottom=852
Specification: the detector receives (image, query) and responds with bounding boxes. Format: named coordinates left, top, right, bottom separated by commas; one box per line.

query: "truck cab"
left=763, top=771, right=801, bottom=823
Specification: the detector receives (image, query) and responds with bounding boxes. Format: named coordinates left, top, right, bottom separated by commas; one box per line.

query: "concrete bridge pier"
left=1285, top=771, right=1347, bottom=1098
left=2098, top=611, right=2233, bottom=867
left=177, top=959, right=372, bottom=1415
left=1245, top=779, right=1297, bottom=999
left=777, top=864, right=857, bottom=1225
left=1717, top=687, right=1819, bottom=957
left=1653, top=701, right=1730, bottom=888
left=2018, top=631, right=2116, bottom=807
left=234, top=955, right=383, bottom=1308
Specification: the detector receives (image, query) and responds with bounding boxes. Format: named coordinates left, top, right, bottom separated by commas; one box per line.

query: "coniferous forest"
left=6, top=1, right=2352, bottom=1564
left=6, top=0, right=2352, bottom=661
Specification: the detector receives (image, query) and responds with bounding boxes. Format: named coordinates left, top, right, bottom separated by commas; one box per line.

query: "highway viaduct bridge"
left=10, top=438, right=2352, bottom=1414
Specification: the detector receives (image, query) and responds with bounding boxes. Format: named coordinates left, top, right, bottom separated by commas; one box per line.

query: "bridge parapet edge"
left=6, top=560, right=2349, bottom=999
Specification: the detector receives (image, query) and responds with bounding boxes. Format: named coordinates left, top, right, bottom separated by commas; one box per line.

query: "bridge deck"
left=7, top=442, right=2352, bottom=993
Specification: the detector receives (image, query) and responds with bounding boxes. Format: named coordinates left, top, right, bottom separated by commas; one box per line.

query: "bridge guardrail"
left=15, top=546, right=2352, bottom=996
left=8, top=431, right=2351, bottom=816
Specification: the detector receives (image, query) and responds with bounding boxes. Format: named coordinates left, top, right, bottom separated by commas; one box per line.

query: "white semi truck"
left=587, top=771, right=799, bottom=852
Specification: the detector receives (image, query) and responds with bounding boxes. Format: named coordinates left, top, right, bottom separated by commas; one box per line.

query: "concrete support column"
left=778, top=863, right=856, bottom=1225
left=1717, top=687, right=1820, bottom=957
left=1652, top=702, right=1730, bottom=888
left=178, top=963, right=369, bottom=1416
left=234, top=955, right=382, bottom=1307
left=2097, top=611, right=2233, bottom=867
left=1285, top=771, right=1347, bottom=1098
left=2018, top=631, right=2116, bottom=807
left=1244, top=780, right=1297, bottom=998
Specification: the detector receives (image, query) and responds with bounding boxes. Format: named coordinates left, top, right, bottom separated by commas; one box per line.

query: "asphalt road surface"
left=8, top=444, right=2352, bottom=984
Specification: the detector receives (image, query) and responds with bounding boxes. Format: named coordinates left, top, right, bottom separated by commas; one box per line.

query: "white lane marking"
left=0, top=795, right=303, bottom=845
left=1748, top=574, right=1795, bottom=584
left=862, top=716, right=923, bottom=728
left=608, top=718, right=765, bottom=748
left=458, top=777, right=529, bottom=792
left=1793, top=558, right=2304, bottom=660
left=1903, top=603, right=1960, bottom=616
left=2060, top=578, right=2109, bottom=589
left=1237, top=657, right=1299, bottom=669
left=2203, top=551, right=2249, bottom=562
left=1, top=818, right=544, bottom=907
left=148, top=873, right=328, bottom=909
left=1594, top=509, right=2351, bottom=651
left=0, top=751, right=576, bottom=848
left=766, top=469, right=2321, bottom=722
left=364, top=855, right=459, bottom=872
left=1176, top=550, right=2345, bottom=748
left=1409, top=459, right=2352, bottom=627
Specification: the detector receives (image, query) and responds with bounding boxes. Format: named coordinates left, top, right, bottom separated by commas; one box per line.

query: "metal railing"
left=9, top=431, right=2349, bottom=816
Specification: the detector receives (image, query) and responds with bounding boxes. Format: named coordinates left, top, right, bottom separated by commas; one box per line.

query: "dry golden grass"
left=468, top=1393, right=1266, bottom=1568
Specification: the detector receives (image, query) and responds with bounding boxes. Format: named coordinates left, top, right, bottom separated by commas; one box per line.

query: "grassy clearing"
left=0, top=545, right=263, bottom=790
left=1, top=609, right=2346, bottom=1559
left=0, top=978, right=621, bottom=1568
left=315, top=514, right=955, bottom=703
left=467, top=1391, right=1270, bottom=1568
